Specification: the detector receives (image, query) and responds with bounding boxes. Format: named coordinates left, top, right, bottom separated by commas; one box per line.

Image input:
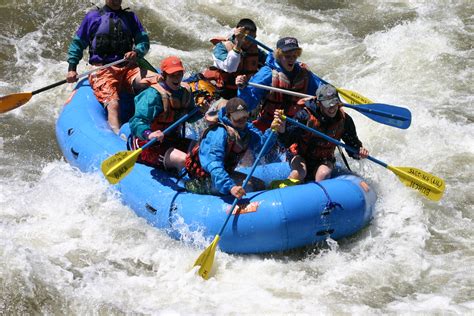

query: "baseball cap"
left=276, top=37, right=300, bottom=52
left=226, top=97, right=249, bottom=120
left=160, top=56, right=185, bottom=74
left=316, top=84, right=341, bottom=108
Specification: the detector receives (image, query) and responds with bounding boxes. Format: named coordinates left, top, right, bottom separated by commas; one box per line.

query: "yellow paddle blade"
left=0, top=92, right=33, bottom=113
left=194, top=235, right=220, bottom=280
left=101, top=148, right=142, bottom=184
left=388, top=166, right=445, bottom=201
left=337, top=88, right=374, bottom=105
left=270, top=178, right=300, bottom=189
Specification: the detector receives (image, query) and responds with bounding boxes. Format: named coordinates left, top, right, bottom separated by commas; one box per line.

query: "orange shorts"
left=88, top=65, right=141, bottom=105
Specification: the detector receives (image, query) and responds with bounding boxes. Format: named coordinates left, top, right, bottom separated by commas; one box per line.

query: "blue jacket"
left=237, top=54, right=323, bottom=112
left=199, top=111, right=276, bottom=195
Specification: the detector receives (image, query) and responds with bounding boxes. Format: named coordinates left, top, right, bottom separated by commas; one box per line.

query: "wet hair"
left=274, top=47, right=303, bottom=59
left=236, top=18, right=257, bottom=32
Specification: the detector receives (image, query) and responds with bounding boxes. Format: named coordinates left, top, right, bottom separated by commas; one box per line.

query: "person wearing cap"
left=66, top=0, right=152, bottom=134
left=129, top=56, right=204, bottom=173
left=275, top=83, right=369, bottom=184
left=236, top=36, right=324, bottom=132
left=184, top=98, right=284, bottom=199
left=201, top=18, right=268, bottom=100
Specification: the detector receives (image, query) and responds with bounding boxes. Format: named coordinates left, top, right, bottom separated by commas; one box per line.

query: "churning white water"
left=0, top=0, right=472, bottom=314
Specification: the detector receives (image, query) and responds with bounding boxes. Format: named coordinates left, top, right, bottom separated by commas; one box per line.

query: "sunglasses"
left=320, top=97, right=341, bottom=108
left=230, top=111, right=249, bottom=121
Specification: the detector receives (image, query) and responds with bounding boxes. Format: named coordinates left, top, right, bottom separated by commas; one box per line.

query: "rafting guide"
left=66, top=0, right=151, bottom=134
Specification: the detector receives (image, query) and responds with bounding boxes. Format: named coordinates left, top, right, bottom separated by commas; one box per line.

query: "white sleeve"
left=212, top=50, right=241, bottom=73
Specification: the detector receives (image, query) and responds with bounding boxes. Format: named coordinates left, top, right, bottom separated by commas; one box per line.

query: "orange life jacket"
left=185, top=123, right=250, bottom=179
left=202, top=37, right=260, bottom=91
left=256, top=64, right=310, bottom=130
left=290, top=107, right=346, bottom=160
left=149, top=82, right=193, bottom=135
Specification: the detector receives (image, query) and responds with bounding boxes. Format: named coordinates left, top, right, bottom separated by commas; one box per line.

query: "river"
left=0, top=0, right=473, bottom=314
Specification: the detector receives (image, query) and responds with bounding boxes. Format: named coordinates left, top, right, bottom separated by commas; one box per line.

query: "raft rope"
left=167, top=188, right=186, bottom=227
left=314, top=182, right=343, bottom=215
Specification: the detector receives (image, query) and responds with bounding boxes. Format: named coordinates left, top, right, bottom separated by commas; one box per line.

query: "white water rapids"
left=0, top=1, right=472, bottom=314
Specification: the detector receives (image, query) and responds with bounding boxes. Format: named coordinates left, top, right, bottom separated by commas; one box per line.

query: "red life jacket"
left=290, top=107, right=346, bottom=160
left=149, top=82, right=193, bottom=135
left=202, top=37, right=260, bottom=91
left=185, top=123, right=250, bottom=179
left=255, top=64, right=310, bottom=131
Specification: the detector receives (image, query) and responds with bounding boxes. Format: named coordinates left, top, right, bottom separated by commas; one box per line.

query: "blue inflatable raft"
left=55, top=79, right=377, bottom=254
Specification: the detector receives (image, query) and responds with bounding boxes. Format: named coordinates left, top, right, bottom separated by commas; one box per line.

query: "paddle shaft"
left=101, top=106, right=200, bottom=184
left=32, top=79, right=66, bottom=95
left=32, top=58, right=127, bottom=96
left=248, top=37, right=273, bottom=53
left=285, top=116, right=444, bottom=200
left=245, top=35, right=381, bottom=106
left=284, top=116, right=387, bottom=167
left=248, top=82, right=407, bottom=121
left=193, top=130, right=275, bottom=279
left=217, top=131, right=276, bottom=236
left=141, top=107, right=200, bottom=150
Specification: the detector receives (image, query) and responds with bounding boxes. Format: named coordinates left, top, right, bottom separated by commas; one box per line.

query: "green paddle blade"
left=337, top=88, right=374, bottom=105
left=0, top=92, right=33, bottom=113
left=101, top=148, right=142, bottom=184
left=137, top=58, right=158, bottom=72
left=388, top=166, right=445, bottom=201
left=194, top=235, right=220, bottom=280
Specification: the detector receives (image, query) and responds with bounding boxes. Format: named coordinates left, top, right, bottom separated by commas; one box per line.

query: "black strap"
left=90, top=2, right=100, bottom=11
left=337, top=145, right=352, bottom=172
left=174, top=167, right=188, bottom=184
